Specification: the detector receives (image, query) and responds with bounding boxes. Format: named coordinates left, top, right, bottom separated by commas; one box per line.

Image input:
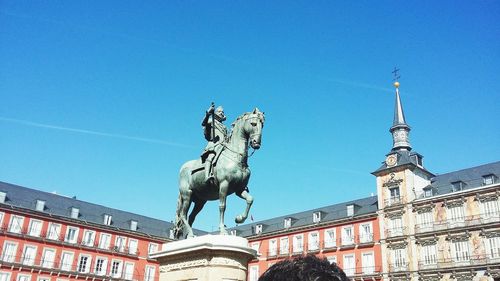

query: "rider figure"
left=201, top=103, right=228, bottom=183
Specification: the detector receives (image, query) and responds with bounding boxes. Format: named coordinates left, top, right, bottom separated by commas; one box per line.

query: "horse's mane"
left=228, top=111, right=264, bottom=141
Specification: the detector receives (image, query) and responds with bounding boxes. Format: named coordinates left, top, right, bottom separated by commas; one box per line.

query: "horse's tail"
left=173, top=193, right=184, bottom=239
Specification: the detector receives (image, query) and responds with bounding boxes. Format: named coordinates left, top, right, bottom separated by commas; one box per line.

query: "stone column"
left=151, top=235, right=257, bottom=281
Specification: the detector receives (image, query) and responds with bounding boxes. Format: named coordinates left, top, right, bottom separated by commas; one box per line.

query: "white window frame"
left=2, top=241, right=18, bottom=263
left=77, top=254, right=92, bottom=273
left=70, top=207, right=79, bottom=219
left=483, top=175, right=495, bottom=185
left=16, top=274, right=31, bottom=281
left=486, top=236, right=500, bottom=259
left=359, top=222, right=373, bottom=243
left=37, top=277, right=50, bottom=281
left=313, top=212, right=321, bottom=223
left=324, top=228, right=336, bottom=248
left=341, top=225, right=354, bottom=245
left=280, top=237, right=289, bottom=255
left=292, top=234, right=304, bottom=253
left=94, top=256, right=108, bottom=276
left=123, top=262, right=134, bottom=280
left=249, top=265, right=259, bottom=281
left=391, top=248, right=407, bottom=270
left=347, top=205, right=354, bottom=216
left=21, top=245, right=37, bottom=266
left=41, top=248, right=56, bottom=268
left=343, top=254, right=355, bottom=276
left=268, top=239, right=277, bottom=256
left=421, top=244, right=437, bottom=265
left=452, top=240, right=471, bottom=262
left=0, top=212, right=4, bottom=228
left=148, top=243, right=158, bottom=255
left=82, top=230, right=96, bottom=247
left=103, top=214, right=112, bottom=225
left=308, top=231, right=319, bottom=251
left=28, top=219, right=43, bottom=237
left=417, top=211, right=434, bottom=230
left=389, top=217, right=403, bottom=236
left=481, top=199, right=500, bottom=219
left=144, top=265, right=155, bottom=281
left=362, top=251, right=375, bottom=274
left=110, top=259, right=123, bottom=278
left=283, top=218, right=291, bottom=228
left=128, top=239, right=138, bottom=255
left=35, top=200, right=45, bottom=211
left=64, top=226, right=79, bottom=244
left=130, top=220, right=138, bottom=231
left=98, top=233, right=112, bottom=250
left=46, top=223, right=61, bottom=240
left=115, top=236, right=127, bottom=252
left=250, top=242, right=260, bottom=254
left=447, top=205, right=465, bottom=225
left=8, top=215, right=24, bottom=234
left=0, top=272, right=11, bottom=281
left=60, top=251, right=74, bottom=271
left=255, top=224, right=263, bottom=234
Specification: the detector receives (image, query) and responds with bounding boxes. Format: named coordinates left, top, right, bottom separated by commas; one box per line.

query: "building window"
left=98, top=233, right=111, bottom=250
left=28, top=219, right=43, bottom=237
left=249, top=265, right=259, bottom=281
left=8, top=215, right=24, bottom=234
left=21, top=245, right=37, bottom=266
left=144, top=265, right=155, bottom=281
left=313, top=212, right=321, bottom=223
left=82, top=230, right=96, bottom=247
left=0, top=272, right=10, bottom=281
left=123, top=262, right=134, bottom=280
left=483, top=174, right=496, bottom=185
left=268, top=239, right=277, bottom=256
left=343, top=254, right=355, bottom=276
left=47, top=223, right=61, bottom=240
left=423, top=188, right=433, bottom=197
left=70, top=207, right=79, bottom=219
left=293, top=234, right=303, bottom=253
left=280, top=237, right=289, bottom=254
left=389, top=187, right=400, bottom=203
left=250, top=242, right=260, bottom=254
left=481, top=199, right=500, bottom=218
left=77, top=255, right=91, bottom=273
left=41, top=248, right=56, bottom=268
left=130, top=220, right=138, bottom=231
left=37, top=277, right=50, bottom=281
left=327, top=256, right=337, bottom=265
left=35, top=200, right=45, bottom=211
left=362, top=252, right=375, bottom=274
left=341, top=226, right=354, bottom=245
left=308, top=231, right=319, bottom=251
left=452, top=240, right=470, bottom=262
left=347, top=204, right=354, bottom=216
left=255, top=224, right=263, bottom=234
left=2, top=241, right=18, bottom=262
left=447, top=205, right=465, bottom=225
left=148, top=243, right=158, bottom=255
left=486, top=236, right=500, bottom=259
left=417, top=211, right=434, bottom=230
left=103, top=214, right=112, bottom=225
left=0, top=212, right=4, bottom=227
left=64, top=226, right=79, bottom=244
left=111, top=260, right=123, bottom=278
left=421, top=244, right=437, bottom=265
left=0, top=192, right=6, bottom=204
left=283, top=218, right=291, bottom=228
left=60, top=252, right=74, bottom=271
left=359, top=223, right=373, bottom=243
left=391, top=248, right=407, bottom=270
left=324, top=228, right=336, bottom=248
left=451, top=181, right=464, bottom=192
left=94, top=257, right=108, bottom=276
left=16, top=275, right=31, bottom=281
left=389, top=217, right=403, bottom=236
left=128, top=239, right=138, bottom=255
left=115, top=236, right=126, bottom=252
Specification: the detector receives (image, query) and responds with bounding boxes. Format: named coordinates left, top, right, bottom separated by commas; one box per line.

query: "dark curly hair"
left=258, top=255, right=349, bottom=281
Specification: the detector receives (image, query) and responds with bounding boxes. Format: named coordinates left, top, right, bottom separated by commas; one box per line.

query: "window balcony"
left=357, top=233, right=374, bottom=245
left=307, top=242, right=320, bottom=253
left=343, top=265, right=382, bottom=277
left=385, top=196, right=403, bottom=207
left=389, top=262, right=409, bottom=272
left=386, top=227, right=407, bottom=238
left=418, top=254, right=500, bottom=270
left=415, top=213, right=500, bottom=234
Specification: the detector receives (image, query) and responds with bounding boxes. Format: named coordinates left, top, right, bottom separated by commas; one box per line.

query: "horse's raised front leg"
left=235, top=187, right=253, bottom=224
left=218, top=181, right=229, bottom=235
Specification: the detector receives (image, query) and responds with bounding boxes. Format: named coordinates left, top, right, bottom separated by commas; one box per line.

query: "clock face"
left=386, top=155, right=397, bottom=166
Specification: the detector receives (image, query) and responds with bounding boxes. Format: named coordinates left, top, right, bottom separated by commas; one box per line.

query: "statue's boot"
left=204, top=159, right=214, bottom=183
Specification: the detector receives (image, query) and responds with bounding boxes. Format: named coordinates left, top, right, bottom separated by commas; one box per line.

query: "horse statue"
left=173, top=108, right=265, bottom=239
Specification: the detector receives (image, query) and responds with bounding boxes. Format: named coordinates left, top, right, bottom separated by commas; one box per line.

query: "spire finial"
left=392, top=67, right=401, bottom=88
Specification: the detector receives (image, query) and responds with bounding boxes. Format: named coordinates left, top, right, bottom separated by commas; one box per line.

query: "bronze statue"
left=174, top=106, right=265, bottom=238
left=201, top=103, right=228, bottom=183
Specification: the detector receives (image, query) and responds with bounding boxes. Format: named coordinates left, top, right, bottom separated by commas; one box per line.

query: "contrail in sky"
left=0, top=117, right=194, bottom=148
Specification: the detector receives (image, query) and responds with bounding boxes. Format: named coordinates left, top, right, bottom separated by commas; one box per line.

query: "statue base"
left=151, top=234, right=257, bottom=281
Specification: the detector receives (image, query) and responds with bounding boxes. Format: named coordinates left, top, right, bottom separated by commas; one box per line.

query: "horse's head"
left=244, top=108, right=265, bottom=149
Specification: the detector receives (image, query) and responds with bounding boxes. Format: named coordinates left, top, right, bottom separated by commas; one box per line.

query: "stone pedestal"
left=151, top=235, right=257, bottom=281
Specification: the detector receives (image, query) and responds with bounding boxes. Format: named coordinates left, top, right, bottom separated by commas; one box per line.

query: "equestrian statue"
left=173, top=103, right=265, bottom=239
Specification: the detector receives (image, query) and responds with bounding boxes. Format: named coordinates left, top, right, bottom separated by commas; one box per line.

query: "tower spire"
left=389, top=68, right=411, bottom=151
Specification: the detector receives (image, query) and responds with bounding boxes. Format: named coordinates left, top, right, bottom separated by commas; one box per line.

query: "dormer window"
left=0, top=191, right=6, bottom=203
left=347, top=205, right=354, bottom=216
left=103, top=214, right=112, bottom=225
left=451, top=181, right=464, bottom=192
left=70, top=207, right=79, bottom=219
left=35, top=200, right=46, bottom=211
left=483, top=174, right=496, bottom=186
left=412, top=154, right=423, bottom=166
left=284, top=218, right=292, bottom=229
left=313, top=212, right=321, bottom=223
left=255, top=224, right=263, bottom=234
left=230, top=229, right=238, bottom=236
left=423, top=187, right=433, bottom=198
left=130, top=220, right=138, bottom=231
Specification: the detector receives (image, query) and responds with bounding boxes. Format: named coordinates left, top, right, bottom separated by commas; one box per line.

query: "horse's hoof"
left=235, top=215, right=245, bottom=224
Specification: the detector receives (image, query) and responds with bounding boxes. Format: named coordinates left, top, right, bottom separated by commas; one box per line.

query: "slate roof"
left=419, top=161, right=500, bottom=199
left=228, top=195, right=378, bottom=238
left=0, top=181, right=206, bottom=239
left=372, top=150, right=434, bottom=176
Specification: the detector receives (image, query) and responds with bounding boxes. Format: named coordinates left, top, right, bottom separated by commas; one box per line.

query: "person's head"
left=215, top=106, right=226, bottom=121
left=258, top=255, right=349, bottom=281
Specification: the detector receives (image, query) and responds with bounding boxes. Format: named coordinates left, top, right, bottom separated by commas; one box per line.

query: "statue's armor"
left=202, top=116, right=228, bottom=160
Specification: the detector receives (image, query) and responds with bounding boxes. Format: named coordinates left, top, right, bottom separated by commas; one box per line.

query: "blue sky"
left=1, top=1, right=499, bottom=232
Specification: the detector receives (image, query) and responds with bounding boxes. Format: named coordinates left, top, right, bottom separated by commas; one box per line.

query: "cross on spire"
left=392, top=67, right=401, bottom=82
